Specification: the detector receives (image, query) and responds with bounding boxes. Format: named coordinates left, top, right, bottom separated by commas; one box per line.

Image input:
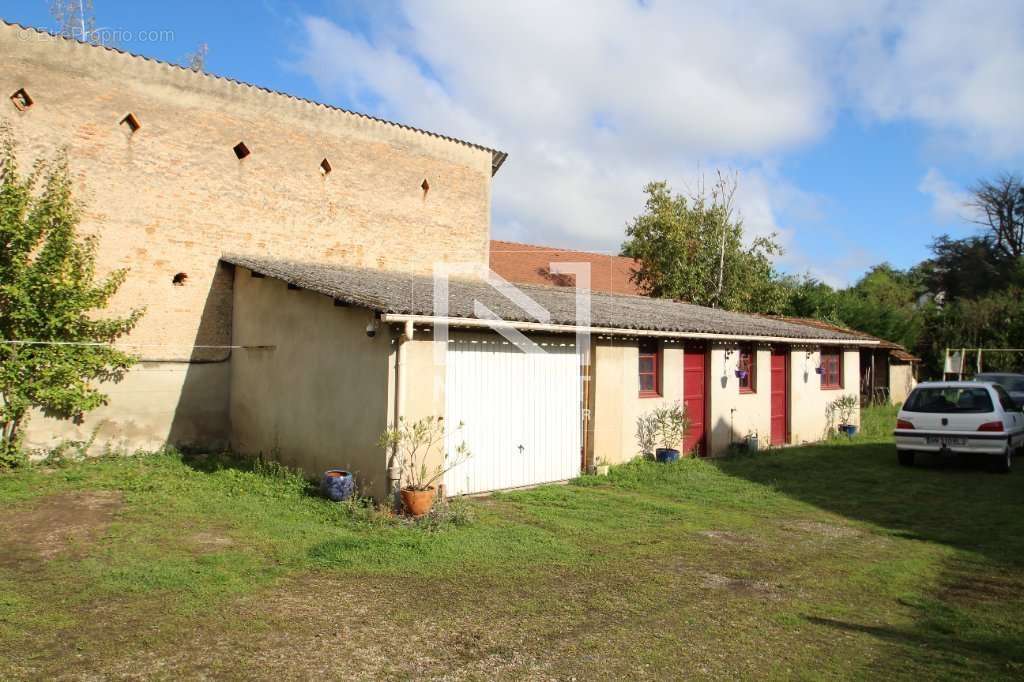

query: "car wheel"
left=990, top=448, right=1012, bottom=474
left=898, top=451, right=915, bottom=467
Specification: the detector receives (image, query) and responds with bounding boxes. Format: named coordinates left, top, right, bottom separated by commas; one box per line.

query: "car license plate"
left=925, top=436, right=967, bottom=447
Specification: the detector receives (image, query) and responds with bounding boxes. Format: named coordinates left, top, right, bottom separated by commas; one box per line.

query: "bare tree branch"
left=970, top=172, right=1024, bottom=259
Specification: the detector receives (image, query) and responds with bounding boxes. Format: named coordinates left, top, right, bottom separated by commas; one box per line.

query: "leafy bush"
left=652, top=402, right=691, bottom=451
left=0, top=124, right=143, bottom=466
left=635, top=412, right=658, bottom=459
left=415, top=495, right=477, bottom=532
left=377, top=416, right=471, bottom=491
left=825, top=394, right=859, bottom=431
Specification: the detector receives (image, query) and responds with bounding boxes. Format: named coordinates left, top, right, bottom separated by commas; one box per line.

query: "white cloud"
left=843, top=0, right=1024, bottom=158
left=918, top=168, right=972, bottom=225
left=292, top=1, right=1024, bottom=285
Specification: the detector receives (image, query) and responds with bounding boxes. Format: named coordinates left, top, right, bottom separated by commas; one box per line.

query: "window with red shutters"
left=738, top=345, right=755, bottom=393
left=638, top=339, right=661, bottom=397
left=820, top=348, right=843, bottom=389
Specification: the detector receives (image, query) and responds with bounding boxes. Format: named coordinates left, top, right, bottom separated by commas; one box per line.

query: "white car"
left=894, top=381, right=1024, bottom=472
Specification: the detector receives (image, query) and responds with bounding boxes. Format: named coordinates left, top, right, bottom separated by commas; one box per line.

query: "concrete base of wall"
left=21, top=362, right=230, bottom=457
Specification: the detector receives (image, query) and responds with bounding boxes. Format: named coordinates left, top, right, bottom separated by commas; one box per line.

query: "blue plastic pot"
left=321, top=469, right=354, bottom=501
left=655, top=448, right=680, bottom=463
left=840, top=424, right=858, bottom=437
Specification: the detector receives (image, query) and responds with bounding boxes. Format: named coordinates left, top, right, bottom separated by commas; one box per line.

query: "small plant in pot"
left=378, top=416, right=471, bottom=517
left=635, top=412, right=660, bottom=461
left=635, top=411, right=658, bottom=460
left=651, top=402, right=690, bottom=463
left=825, top=394, right=859, bottom=437
left=594, top=456, right=610, bottom=476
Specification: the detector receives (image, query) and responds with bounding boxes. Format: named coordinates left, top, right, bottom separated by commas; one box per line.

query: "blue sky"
left=5, top=1, right=1023, bottom=286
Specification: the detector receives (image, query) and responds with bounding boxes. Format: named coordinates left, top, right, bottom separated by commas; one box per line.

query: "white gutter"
left=386, top=319, right=416, bottom=506
left=379, top=314, right=879, bottom=346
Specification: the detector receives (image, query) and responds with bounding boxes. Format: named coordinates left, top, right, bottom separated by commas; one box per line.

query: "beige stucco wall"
left=22, top=362, right=230, bottom=456
left=388, top=328, right=448, bottom=491
left=591, top=340, right=862, bottom=463
left=789, top=348, right=861, bottom=444
left=229, top=268, right=393, bottom=497
left=2, top=23, right=494, bottom=453
left=889, top=363, right=917, bottom=405
left=707, top=347, right=773, bottom=453
left=591, top=338, right=689, bottom=465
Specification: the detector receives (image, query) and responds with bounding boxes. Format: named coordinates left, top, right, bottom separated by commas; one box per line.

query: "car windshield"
left=904, top=387, right=994, bottom=414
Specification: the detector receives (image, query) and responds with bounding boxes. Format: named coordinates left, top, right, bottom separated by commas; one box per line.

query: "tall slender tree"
left=0, top=125, right=143, bottom=465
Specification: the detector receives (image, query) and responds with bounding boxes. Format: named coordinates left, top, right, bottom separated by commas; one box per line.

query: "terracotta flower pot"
left=400, top=486, right=436, bottom=517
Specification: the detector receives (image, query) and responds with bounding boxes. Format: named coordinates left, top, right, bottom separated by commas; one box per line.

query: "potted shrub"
left=652, top=402, right=690, bottom=463
left=594, top=457, right=610, bottom=476
left=321, top=469, right=354, bottom=501
left=734, top=369, right=749, bottom=380
left=377, top=416, right=471, bottom=517
left=825, top=394, right=859, bottom=437
left=635, top=412, right=658, bottom=460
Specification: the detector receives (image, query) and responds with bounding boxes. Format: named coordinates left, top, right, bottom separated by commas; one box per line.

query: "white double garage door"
left=443, top=335, right=582, bottom=496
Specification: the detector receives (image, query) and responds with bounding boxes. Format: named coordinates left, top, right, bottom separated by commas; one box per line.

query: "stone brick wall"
left=1, top=22, right=496, bottom=452
left=0, top=22, right=495, bottom=361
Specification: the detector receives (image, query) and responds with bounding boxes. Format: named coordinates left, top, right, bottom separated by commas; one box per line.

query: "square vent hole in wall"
left=320, top=158, right=332, bottom=176
left=120, top=113, right=140, bottom=135
left=233, top=141, right=250, bottom=160
left=10, top=88, right=33, bottom=111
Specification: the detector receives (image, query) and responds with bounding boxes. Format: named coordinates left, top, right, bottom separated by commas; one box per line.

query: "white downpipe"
left=379, top=314, right=879, bottom=347
left=387, top=320, right=415, bottom=504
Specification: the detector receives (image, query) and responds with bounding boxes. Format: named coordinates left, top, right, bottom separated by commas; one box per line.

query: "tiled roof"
left=489, top=240, right=643, bottom=295
left=0, top=20, right=507, bottom=176
left=764, top=315, right=921, bottom=361
left=222, top=254, right=873, bottom=342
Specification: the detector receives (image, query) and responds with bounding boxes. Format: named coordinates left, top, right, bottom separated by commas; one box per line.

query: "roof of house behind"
left=223, top=254, right=872, bottom=343
left=489, top=240, right=643, bottom=295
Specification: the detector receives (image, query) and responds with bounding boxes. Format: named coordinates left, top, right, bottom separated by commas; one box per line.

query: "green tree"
left=778, top=274, right=842, bottom=322
left=919, top=288, right=1024, bottom=374
left=0, top=126, right=143, bottom=466
left=621, top=176, right=788, bottom=314
left=835, top=264, right=924, bottom=351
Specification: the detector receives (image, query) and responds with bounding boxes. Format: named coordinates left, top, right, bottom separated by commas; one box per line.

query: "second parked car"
left=975, top=373, right=1024, bottom=409
left=894, top=381, right=1024, bottom=472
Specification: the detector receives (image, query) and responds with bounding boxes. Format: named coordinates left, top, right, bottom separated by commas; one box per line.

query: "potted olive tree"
left=635, top=412, right=658, bottom=460
left=652, top=402, right=690, bottom=463
left=825, top=394, right=859, bottom=437
left=378, top=416, right=471, bottom=517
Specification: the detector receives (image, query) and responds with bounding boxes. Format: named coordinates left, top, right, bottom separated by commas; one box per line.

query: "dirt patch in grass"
left=698, top=529, right=757, bottom=545
left=940, top=570, right=1024, bottom=605
left=0, top=490, right=122, bottom=568
left=782, top=519, right=860, bottom=539
left=188, top=530, right=235, bottom=554
left=699, top=571, right=784, bottom=598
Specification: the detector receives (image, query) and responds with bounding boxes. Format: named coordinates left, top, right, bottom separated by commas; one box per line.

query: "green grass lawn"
left=2, top=407, right=1023, bottom=680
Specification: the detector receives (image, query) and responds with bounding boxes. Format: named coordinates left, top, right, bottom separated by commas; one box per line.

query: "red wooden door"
left=770, top=348, right=789, bottom=445
left=683, top=344, right=707, bottom=456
